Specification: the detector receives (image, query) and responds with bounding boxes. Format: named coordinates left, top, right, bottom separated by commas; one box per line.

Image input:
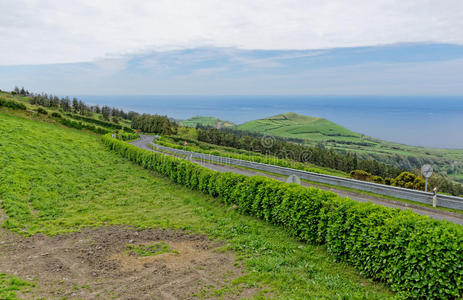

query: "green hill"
left=182, top=116, right=235, bottom=129
left=238, top=112, right=361, bottom=142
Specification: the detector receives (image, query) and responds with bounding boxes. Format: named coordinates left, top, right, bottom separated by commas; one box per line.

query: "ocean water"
left=80, top=95, right=463, bottom=149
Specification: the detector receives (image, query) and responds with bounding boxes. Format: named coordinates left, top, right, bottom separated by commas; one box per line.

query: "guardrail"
left=151, top=143, right=463, bottom=211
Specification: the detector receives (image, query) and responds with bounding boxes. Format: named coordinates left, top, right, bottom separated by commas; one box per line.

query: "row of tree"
left=131, top=113, right=178, bottom=135
left=23, top=90, right=130, bottom=122
left=11, top=86, right=30, bottom=96
left=196, top=127, right=404, bottom=178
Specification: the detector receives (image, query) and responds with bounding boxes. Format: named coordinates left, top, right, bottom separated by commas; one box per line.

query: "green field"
left=0, top=111, right=394, bottom=298
left=237, top=112, right=463, bottom=183
left=182, top=116, right=235, bottom=128
left=238, top=112, right=361, bottom=142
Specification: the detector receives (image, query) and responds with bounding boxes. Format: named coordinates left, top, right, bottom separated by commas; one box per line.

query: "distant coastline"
left=78, top=95, right=463, bottom=149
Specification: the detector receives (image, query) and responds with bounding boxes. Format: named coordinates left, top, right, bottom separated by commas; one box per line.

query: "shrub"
left=116, top=131, right=139, bottom=141
left=372, top=175, right=385, bottom=184
left=413, top=176, right=426, bottom=191
left=0, top=97, right=26, bottom=110
left=101, top=135, right=463, bottom=299
left=349, top=170, right=372, bottom=181
left=51, top=112, right=62, bottom=118
left=393, top=172, right=426, bottom=191
left=384, top=178, right=394, bottom=185
left=36, top=107, right=48, bottom=115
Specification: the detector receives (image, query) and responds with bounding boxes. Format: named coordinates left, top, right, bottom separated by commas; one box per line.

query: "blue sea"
left=79, top=95, right=463, bottom=149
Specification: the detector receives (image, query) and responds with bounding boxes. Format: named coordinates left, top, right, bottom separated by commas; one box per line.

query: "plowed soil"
left=0, top=226, right=257, bottom=299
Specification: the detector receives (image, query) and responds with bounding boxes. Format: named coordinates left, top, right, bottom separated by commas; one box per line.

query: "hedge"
left=58, top=117, right=111, bottom=135
left=0, top=98, right=27, bottom=110
left=66, top=113, right=135, bottom=133
left=102, top=134, right=463, bottom=299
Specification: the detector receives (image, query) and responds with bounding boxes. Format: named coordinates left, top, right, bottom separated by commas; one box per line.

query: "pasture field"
left=0, top=111, right=393, bottom=299
left=182, top=116, right=235, bottom=128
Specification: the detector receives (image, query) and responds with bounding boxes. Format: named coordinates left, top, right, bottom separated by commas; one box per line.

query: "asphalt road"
left=131, top=135, right=463, bottom=225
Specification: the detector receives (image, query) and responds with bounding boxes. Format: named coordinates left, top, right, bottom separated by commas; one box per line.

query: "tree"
left=72, top=98, right=79, bottom=113
left=101, top=106, right=111, bottom=121
left=61, top=97, right=71, bottom=112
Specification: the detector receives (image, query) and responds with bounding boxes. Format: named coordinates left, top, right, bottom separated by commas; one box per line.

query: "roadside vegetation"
left=0, top=111, right=394, bottom=298
left=104, top=133, right=463, bottom=299
left=156, top=135, right=349, bottom=177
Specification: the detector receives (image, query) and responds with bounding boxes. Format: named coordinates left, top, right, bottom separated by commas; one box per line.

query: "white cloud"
left=1, top=0, right=463, bottom=65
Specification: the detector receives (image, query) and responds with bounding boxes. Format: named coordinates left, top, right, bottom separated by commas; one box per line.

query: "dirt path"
left=0, top=226, right=257, bottom=299
left=131, top=135, right=463, bottom=225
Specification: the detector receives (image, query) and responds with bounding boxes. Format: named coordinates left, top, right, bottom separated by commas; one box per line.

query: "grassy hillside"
left=238, top=112, right=361, bottom=142
left=182, top=115, right=235, bottom=129
left=238, top=112, right=463, bottom=183
left=0, top=111, right=393, bottom=298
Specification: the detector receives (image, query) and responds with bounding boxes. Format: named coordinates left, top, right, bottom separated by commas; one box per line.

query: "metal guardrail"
left=151, top=143, right=463, bottom=210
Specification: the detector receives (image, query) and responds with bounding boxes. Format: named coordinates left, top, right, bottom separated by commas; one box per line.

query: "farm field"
left=0, top=111, right=393, bottom=299
left=182, top=116, right=235, bottom=129
left=238, top=112, right=361, bottom=142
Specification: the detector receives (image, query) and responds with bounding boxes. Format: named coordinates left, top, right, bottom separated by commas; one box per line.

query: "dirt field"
left=0, top=226, right=258, bottom=299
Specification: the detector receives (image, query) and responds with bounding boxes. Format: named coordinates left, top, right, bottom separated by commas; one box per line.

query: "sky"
left=1, top=0, right=463, bottom=95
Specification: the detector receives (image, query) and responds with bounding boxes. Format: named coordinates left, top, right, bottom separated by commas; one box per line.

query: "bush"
left=116, top=131, right=139, bottom=141
left=393, top=172, right=426, bottom=191
left=101, top=135, right=463, bottom=299
left=384, top=178, right=394, bottom=185
left=350, top=170, right=372, bottom=181
left=372, top=175, right=385, bottom=184
left=51, top=112, right=62, bottom=118
left=36, top=107, right=48, bottom=115
left=0, top=97, right=26, bottom=110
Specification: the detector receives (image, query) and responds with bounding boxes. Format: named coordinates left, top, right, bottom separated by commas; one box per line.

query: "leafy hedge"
left=65, top=113, right=135, bottom=133
left=0, top=97, right=26, bottom=110
left=57, top=116, right=111, bottom=135
left=116, top=131, right=140, bottom=141
left=102, top=135, right=463, bottom=299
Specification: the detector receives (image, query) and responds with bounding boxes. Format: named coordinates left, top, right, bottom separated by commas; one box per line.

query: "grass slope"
left=0, top=112, right=393, bottom=298
left=238, top=112, right=360, bottom=142
left=182, top=116, right=235, bottom=129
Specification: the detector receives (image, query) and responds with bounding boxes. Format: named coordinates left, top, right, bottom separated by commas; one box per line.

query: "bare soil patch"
left=0, top=226, right=257, bottom=299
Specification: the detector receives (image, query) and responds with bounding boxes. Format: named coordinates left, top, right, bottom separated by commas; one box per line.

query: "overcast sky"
left=1, top=0, right=463, bottom=95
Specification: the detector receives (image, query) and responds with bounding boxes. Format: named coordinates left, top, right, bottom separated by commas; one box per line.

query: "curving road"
left=131, top=135, right=463, bottom=225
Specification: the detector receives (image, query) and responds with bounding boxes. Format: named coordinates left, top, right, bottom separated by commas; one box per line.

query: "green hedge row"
left=58, top=116, right=111, bottom=135
left=102, top=135, right=463, bottom=299
left=0, top=97, right=27, bottom=110
left=66, top=113, right=135, bottom=133
left=116, top=131, right=140, bottom=141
